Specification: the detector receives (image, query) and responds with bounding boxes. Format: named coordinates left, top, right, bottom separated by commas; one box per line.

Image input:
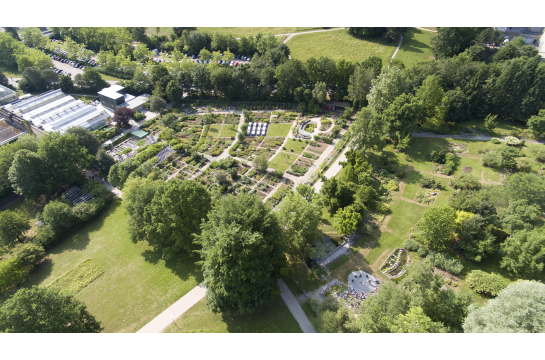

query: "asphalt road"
left=51, top=59, right=86, bottom=78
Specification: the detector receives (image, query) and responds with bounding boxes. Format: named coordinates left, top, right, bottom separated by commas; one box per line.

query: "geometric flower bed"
left=378, top=248, right=410, bottom=279
left=416, top=189, right=439, bottom=205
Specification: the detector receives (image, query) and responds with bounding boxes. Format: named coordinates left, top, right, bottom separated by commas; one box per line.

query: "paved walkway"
left=319, top=233, right=358, bottom=267
left=313, top=146, right=351, bottom=192
left=277, top=279, right=316, bottom=333
left=137, top=283, right=207, bottom=333
left=416, top=27, right=438, bottom=33
left=281, top=28, right=346, bottom=44
left=102, top=181, right=124, bottom=199
left=412, top=132, right=545, bottom=144
left=391, top=34, right=404, bottom=59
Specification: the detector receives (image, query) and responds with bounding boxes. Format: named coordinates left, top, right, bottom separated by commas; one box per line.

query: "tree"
left=8, top=149, right=51, bottom=202
left=199, top=48, right=212, bottom=61
left=143, top=179, right=211, bottom=259
left=252, top=154, right=268, bottom=172
left=345, top=66, right=374, bottom=109
left=295, top=184, right=317, bottom=203
left=0, top=210, right=30, bottom=247
left=415, top=74, right=449, bottom=130
left=350, top=108, right=386, bottom=154
left=382, top=93, right=422, bottom=145
left=73, top=67, right=107, bottom=93
left=366, top=65, right=407, bottom=114
left=483, top=114, right=498, bottom=133
left=93, top=148, right=115, bottom=174
left=58, top=74, right=74, bottom=93
left=213, top=170, right=228, bottom=185
left=333, top=205, right=362, bottom=235
left=320, top=178, right=355, bottom=214
left=493, top=36, right=539, bottom=62
left=445, top=88, right=470, bottom=123
left=497, top=199, right=541, bottom=234
left=166, top=80, right=183, bottom=104
left=413, top=206, right=457, bottom=251
left=390, top=307, right=447, bottom=333
left=149, top=95, right=167, bottom=113
left=504, top=173, right=545, bottom=211
left=65, top=127, right=101, bottom=156
left=277, top=191, right=322, bottom=258
left=195, top=193, right=285, bottom=315
left=312, top=81, right=327, bottom=105
left=43, top=200, right=75, bottom=235
left=10, top=243, right=45, bottom=265
left=464, top=281, right=545, bottom=333
left=113, top=106, right=135, bottom=129
left=527, top=109, right=545, bottom=135
left=431, top=27, right=483, bottom=59
left=123, top=176, right=163, bottom=243
left=500, top=229, right=545, bottom=278
left=0, top=286, right=102, bottom=333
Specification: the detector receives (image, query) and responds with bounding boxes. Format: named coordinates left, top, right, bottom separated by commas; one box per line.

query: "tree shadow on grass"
left=400, top=29, right=432, bottom=54
left=141, top=247, right=204, bottom=283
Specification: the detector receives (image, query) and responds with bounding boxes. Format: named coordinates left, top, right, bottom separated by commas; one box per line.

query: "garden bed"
left=378, top=248, right=410, bottom=279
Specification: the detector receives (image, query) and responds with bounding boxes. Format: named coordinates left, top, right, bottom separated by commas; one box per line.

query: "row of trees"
left=0, top=32, right=52, bottom=71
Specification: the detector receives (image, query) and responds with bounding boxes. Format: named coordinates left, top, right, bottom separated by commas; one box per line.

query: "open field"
left=283, top=139, right=308, bottom=155
left=287, top=29, right=398, bottom=65
left=395, top=28, right=435, bottom=65
left=145, top=27, right=322, bottom=38
left=0, top=201, right=203, bottom=333
left=269, top=152, right=297, bottom=172
left=162, top=297, right=301, bottom=333
left=207, top=125, right=221, bottom=139
left=319, top=207, right=337, bottom=235
left=267, top=123, right=292, bottom=137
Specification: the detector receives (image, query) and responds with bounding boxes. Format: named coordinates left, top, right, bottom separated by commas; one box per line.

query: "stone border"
left=378, top=248, right=411, bottom=279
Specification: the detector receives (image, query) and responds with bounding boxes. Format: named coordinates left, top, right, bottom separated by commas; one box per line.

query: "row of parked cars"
left=49, top=67, right=71, bottom=76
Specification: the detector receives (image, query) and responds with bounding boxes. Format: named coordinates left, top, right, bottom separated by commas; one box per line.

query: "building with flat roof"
left=0, top=119, right=26, bottom=146
left=497, top=27, right=544, bottom=46
left=0, top=84, right=18, bottom=106
left=3, top=89, right=108, bottom=134
left=97, top=85, right=149, bottom=112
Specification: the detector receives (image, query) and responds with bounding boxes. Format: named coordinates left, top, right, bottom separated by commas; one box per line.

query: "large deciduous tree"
left=413, top=206, right=457, bottom=251
left=196, top=193, right=286, bottom=315
left=500, top=229, right=545, bottom=278
left=350, top=108, right=386, bottom=154
left=65, top=127, right=101, bottom=156
left=345, top=65, right=374, bottom=109
left=382, top=93, right=422, bottom=145
left=0, top=210, right=30, bottom=247
left=113, top=107, right=135, bottom=129
left=366, top=65, right=407, bottom=114
left=430, top=27, right=483, bottom=59
left=463, top=281, right=545, bottom=333
left=0, top=286, right=102, bottom=333
left=503, top=173, right=545, bottom=211
left=143, top=179, right=211, bottom=259
left=277, top=191, right=322, bottom=258
left=333, top=205, right=362, bottom=235
left=8, top=149, right=51, bottom=202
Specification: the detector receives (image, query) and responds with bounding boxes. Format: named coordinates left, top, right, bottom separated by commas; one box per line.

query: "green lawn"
left=267, top=123, right=293, bottom=137
left=1, top=197, right=43, bottom=238
left=269, top=152, right=297, bottom=172
left=287, top=29, right=398, bottom=65
left=365, top=200, right=427, bottom=264
left=207, top=125, right=221, bottom=139
left=162, top=297, right=302, bottom=333
left=0, top=64, right=22, bottom=78
left=283, top=138, right=308, bottom=155
left=319, top=207, right=338, bottom=234
left=219, top=124, right=238, bottom=138
left=1, top=201, right=203, bottom=333
left=98, top=73, right=125, bottom=82
left=197, top=27, right=322, bottom=38
left=395, top=28, right=435, bottom=66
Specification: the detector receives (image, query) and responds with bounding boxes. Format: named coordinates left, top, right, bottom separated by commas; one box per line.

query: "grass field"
left=395, top=28, right=435, bottom=66
left=98, top=73, right=125, bottom=82
left=207, top=125, right=221, bottom=139
left=269, top=152, right=297, bottom=172
left=283, top=138, right=308, bottom=155
left=162, top=297, right=301, bottom=333
left=267, top=123, right=292, bottom=137
left=219, top=124, right=238, bottom=138
left=0, top=201, right=203, bottom=333
left=145, top=27, right=322, bottom=38
left=319, top=207, right=338, bottom=235
left=287, top=29, right=398, bottom=65
left=0, top=64, right=22, bottom=78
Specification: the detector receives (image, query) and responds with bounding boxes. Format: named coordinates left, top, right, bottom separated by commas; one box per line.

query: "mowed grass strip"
left=268, top=152, right=297, bottom=172
left=48, top=258, right=104, bottom=295
left=162, top=297, right=302, bottom=333
left=197, top=27, right=322, bottom=38
left=395, top=28, right=435, bottom=65
left=267, top=123, right=292, bottom=137
left=283, top=138, right=308, bottom=155
left=207, top=125, right=221, bottom=139
left=219, top=124, right=238, bottom=138
left=287, top=29, right=398, bottom=65
left=9, top=201, right=203, bottom=333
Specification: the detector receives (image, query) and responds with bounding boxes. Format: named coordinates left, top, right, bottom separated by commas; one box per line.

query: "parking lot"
left=51, top=59, right=85, bottom=79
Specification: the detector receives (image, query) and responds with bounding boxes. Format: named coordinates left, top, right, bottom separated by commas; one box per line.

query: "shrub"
left=403, top=238, right=420, bottom=251
left=420, top=177, right=441, bottom=189
left=111, top=133, right=132, bottom=146
left=31, top=225, right=59, bottom=249
left=426, top=251, right=464, bottom=275
left=482, top=151, right=502, bottom=168
left=450, top=173, right=482, bottom=190
left=491, top=138, right=501, bottom=144
left=466, top=270, right=506, bottom=297
left=426, top=145, right=447, bottom=163
left=395, top=169, right=405, bottom=179
left=417, top=246, right=429, bottom=257
left=0, top=258, right=29, bottom=294
left=10, top=243, right=45, bottom=266
left=172, top=144, right=184, bottom=152
left=135, top=143, right=165, bottom=164
left=133, top=112, right=146, bottom=121
left=504, top=136, right=521, bottom=146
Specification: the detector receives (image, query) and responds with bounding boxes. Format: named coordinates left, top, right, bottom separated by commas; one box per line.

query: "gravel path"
left=277, top=279, right=316, bottom=333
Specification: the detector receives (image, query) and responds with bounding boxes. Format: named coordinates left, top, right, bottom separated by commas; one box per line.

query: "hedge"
left=192, top=125, right=209, bottom=151
left=426, top=251, right=464, bottom=275
left=229, top=141, right=240, bottom=157
left=111, top=133, right=132, bottom=146
left=135, top=143, right=165, bottom=164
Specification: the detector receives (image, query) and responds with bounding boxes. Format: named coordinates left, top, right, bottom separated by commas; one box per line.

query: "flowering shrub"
left=504, top=136, right=521, bottom=146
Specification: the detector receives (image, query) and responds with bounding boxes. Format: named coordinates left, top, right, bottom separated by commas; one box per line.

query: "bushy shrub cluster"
left=449, top=173, right=481, bottom=190
left=420, top=177, right=442, bottom=189
left=466, top=270, right=506, bottom=297
left=426, top=251, right=464, bottom=275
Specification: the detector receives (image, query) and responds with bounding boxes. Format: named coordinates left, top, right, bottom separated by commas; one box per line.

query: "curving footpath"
left=278, top=279, right=316, bottom=333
